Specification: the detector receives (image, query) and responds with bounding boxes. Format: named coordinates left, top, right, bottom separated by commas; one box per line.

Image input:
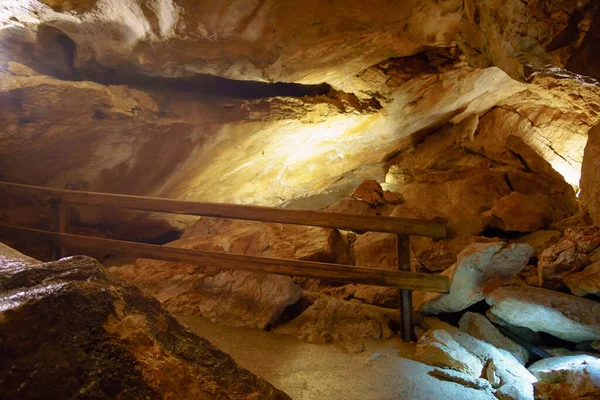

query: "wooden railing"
left=0, top=181, right=448, bottom=341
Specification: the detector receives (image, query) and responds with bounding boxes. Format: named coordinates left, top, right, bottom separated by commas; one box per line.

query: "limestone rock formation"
left=110, top=218, right=353, bottom=329
left=517, top=230, right=562, bottom=258
left=418, top=242, right=533, bottom=314
left=458, top=0, right=598, bottom=80
left=538, top=225, right=600, bottom=288
left=484, top=192, right=552, bottom=232
left=458, top=312, right=529, bottom=365
left=274, top=297, right=395, bottom=348
left=386, top=127, right=578, bottom=238
left=564, top=260, right=600, bottom=297
left=415, top=329, right=485, bottom=377
left=528, top=355, right=600, bottom=400
left=415, top=328, right=536, bottom=400
left=581, top=124, right=600, bottom=225
left=0, top=252, right=289, bottom=399
left=486, top=285, right=600, bottom=342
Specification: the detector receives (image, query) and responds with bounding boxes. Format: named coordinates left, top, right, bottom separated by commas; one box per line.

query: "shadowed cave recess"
left=1, top=1, right=600, bottom=399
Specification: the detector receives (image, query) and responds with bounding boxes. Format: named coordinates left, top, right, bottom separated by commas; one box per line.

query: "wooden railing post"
left=397, top=234, right=415, bottom=342
left=49, top=198, right=66, bottom=260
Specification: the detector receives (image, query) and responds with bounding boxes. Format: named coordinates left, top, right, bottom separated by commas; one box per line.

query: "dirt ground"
left=178, top=315, right=496, bottom=400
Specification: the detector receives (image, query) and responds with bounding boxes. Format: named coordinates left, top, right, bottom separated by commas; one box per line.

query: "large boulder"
left=581, top=123, right=600, bottom=226
left=110, top=218, right=351, bottom=329
left=458, top=312, right=529, bottom=365
left=274, top=297, right=395, bottom=347
left=418, top=242, right=533, bottom=314
left=414, top=235, right=501, bottom=273
left=486, top=285, right=600, bottom=342
left=483, top=192, right=551, bottom=232
left=0, top=251, right=289, bottom=399
left=415, top=329, right=485, bottom=377
left=528, top=355, right=600, bottom=400
left=415, top=328, right=536, bottom=400
left=564, top=260, right=600, bottom=297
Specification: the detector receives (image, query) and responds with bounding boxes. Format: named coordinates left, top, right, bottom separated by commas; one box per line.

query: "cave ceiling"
left=0, top=0, right=599, bottom=208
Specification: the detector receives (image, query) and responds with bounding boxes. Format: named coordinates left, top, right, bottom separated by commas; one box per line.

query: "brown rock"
left=517, top=230, right=562, bottom=258
left=0, top=242, right=40, bottom=268
left=350, top=180, right=385, bottom=206
left=274, top=297, right=394, bottom=345
left=538, top=226, right=600, bottom=288
left=581, top=124, right=600, bottom=226
left=418, top=242, right=533, bottom=314
left=414, top=235, right=501, bottom=273
left=458, top=0, right=595, bottom=80
left=461, top=139, right=525, bottom=169
left=484, top=192, right=552, bottom=232
left=486, top=285, right=600, bottom=342
left=564, top=260, right=600, bottom=297
left=351, top=232, right=400, bottom=307
left=529, top=356, right=600, bottom=400
left=111, top=218, right=352, bottom=329
left=415, top=329, right=485, bottom=377
left=0, top=255, right=289, bottom=399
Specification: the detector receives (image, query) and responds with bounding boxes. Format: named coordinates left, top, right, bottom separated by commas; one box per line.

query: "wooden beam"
left=0, top=181, right=446, bottom=237
left=0, top=224, right=449, bottom=293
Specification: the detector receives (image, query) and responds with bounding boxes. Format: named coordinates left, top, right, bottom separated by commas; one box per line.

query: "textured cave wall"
left=1, top=0, right=600, bottom=244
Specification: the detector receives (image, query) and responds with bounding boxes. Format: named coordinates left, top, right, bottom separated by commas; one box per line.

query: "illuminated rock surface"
left=418, top=242, right=534, bottom=314
left=564, top=260, right=600, bottom=297
left=486, top=285, right=600, bottom=342
left=415, top=328, right=536, bottom=399
left=581, top=123, right=600, bottom=225
left=528, top=355, right=600, bottom=400
left=1, top=1, right=600, bottom=398
left=458, top=312, right=529, bottom=365
left=0, top=252, right=289, bottom=399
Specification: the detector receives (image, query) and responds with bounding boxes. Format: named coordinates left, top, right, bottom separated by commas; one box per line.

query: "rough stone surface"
left=581, top=124, right=600, bottom=226
left=564, top=259, right=600, bottom=297
left=458, top=0, right=598, bottom=80
left=418, top=242, right=533, bottom=314
left=415, top=328, right=536, bottom=400
left=415, top=329, right=485, bottom=378
left=0, top=253, right=289, bottom=399
left=110, top=218, right=352, bottom=329
left=538, top=225, right=600, bottom=289
left=274, top=297, right=394, bottom=346
left=528, top=355, right=600, bottom=400
left=486, top=285, right=600, bottom=342
left=484, top=192, right=551, bottom=232
left=459, top=312, right=529, bottom=365
left=414, top=235, right=502, bottom=273
left=517, top=230, right=562, bottom=258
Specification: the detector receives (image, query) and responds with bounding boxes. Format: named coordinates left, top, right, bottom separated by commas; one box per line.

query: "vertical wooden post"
left=50, top=198, right=66, bottom=260
left=397, top=234, right=415, bottom=342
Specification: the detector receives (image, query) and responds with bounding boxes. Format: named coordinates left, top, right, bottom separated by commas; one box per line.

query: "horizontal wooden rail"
left=0, top=224, right=450, bottom=293
left=0, top=181, right=446, bottom=237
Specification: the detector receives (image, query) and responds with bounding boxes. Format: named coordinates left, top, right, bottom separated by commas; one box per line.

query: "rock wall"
left=0, top=247, right=289, bottom=399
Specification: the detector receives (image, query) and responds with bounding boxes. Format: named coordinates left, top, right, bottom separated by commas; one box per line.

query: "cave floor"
left=177, top=315, right=496, bottom=400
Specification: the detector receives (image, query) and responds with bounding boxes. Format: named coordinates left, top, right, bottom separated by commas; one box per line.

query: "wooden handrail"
left=0, top=224, right=450, bottom=293
left=0, top=181, right=446, bottom=237
left=0, top=180, right=449, bottom=341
